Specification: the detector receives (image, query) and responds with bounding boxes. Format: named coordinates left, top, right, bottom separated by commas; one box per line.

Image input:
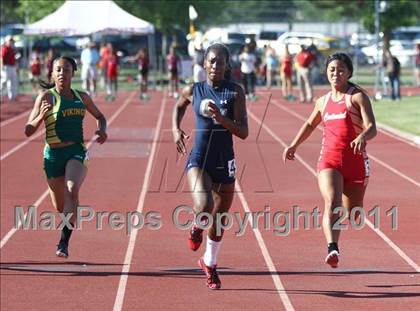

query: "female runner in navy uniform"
left=172, top=43, right=248, bottom=289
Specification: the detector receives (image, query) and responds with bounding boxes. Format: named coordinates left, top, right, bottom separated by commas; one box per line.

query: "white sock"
left=203, top=238, right=222, bottom=267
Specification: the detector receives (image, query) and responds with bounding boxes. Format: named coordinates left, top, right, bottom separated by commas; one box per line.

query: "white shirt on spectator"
left=239, top=52, right=256, bottom=74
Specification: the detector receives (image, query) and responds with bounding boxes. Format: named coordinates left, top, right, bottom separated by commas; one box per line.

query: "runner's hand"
left=283, top=145, right=297, bottom=163
left=95, top=130, right=107, bottom=144
left=173, top=128, right=189, bottom=155
left=39, top=100, right=52, bottom=119
left=350, top=135, right=366, bottom=154
left=207, top=102, right=222, bottom=123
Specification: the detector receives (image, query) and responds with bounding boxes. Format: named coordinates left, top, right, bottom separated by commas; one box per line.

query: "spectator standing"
left=239, top=45, right=257, bottom=100
left=99, top=43, right=111, bottom=90
left=29, top=49, right=43, bottom=99
left=383, top=49, right=401, bottom=101
left=129, top=47, right=150, bottom=101
left=295, top=45, right=315, bottom=103
left=265, top=46, right=277, bottom=89
left=167, top=46, right=181, bottom=98
left=80, top=40, right=100, bottom=96
left=106, top=44, right=118, bottom=101
left=45, top=48, right=55, bottom=82
left=415, top=43, right=420, bottom=87
left=1, top=36, right=18, bottom=101
left=280, top=45, right=294, bottom=101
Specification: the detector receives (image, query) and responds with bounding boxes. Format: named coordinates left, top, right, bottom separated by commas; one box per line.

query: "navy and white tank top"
left=191, top=80, right=236, bottom=163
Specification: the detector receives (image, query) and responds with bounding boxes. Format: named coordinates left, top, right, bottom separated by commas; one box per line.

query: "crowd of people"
left=2, top=35, right=420, bottom=104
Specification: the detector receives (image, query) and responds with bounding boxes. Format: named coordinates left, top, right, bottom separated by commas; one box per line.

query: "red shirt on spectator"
left=1, top=45, right=16, bottom=66
left=167, top=53, right=179, bottom=71
left=107, top=53, right=118, bottom=78
left=100, top=46, right=110, bottom=69
left=138, top=55, right=149, bottom=71
left=282, top=55, right=293, bottom=77
left=296, top=50, right=314, bottom=68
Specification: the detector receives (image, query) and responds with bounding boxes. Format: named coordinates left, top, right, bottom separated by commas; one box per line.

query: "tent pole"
left=148, top=33, right=157, bottom=91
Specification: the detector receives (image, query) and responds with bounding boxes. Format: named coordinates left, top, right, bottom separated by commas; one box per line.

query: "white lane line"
left=271, top=100, right=420, bottom=188
left=0, top=110, right=31, bottom=128
left=113, top=91, right=167, bottom=311
left=368, top=154, right=420, bottom=187
left=0, top=190, right=49, bottom=249
left=375, top=122, right=420, bottom=148
left=236, top=182, right=295, bottom=311
left=248, top=110, right=420, bottom=273
left=1, top=130, right=45, bottom=161
left=365, top=221, right=420, bottom=272
left=0, top=91, right=136, bottom=249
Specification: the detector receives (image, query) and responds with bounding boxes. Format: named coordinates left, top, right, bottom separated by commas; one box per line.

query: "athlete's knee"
left=65, top=180, right=80, bottom=201
left=194, top=195, right=213, bottom=213
left=323, top=193, right=342, bottom=209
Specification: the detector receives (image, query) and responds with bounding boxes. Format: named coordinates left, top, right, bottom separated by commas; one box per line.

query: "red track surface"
left=1, top=88, right=419, bottom=310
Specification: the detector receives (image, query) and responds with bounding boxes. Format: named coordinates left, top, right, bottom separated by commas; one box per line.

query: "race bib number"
left=364, top=158, right=370, bottom=177
left=228, top=159, right=236, bottom=178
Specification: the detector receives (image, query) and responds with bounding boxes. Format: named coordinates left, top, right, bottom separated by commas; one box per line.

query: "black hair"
left=39, top=56, right=77, bottom=89
left=204, top=43, right=232, bottom=81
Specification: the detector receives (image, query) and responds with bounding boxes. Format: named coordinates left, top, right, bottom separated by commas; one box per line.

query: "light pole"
left=374, top=0, right=388, bottom=100
left=374, top=0, right=381, bottom=99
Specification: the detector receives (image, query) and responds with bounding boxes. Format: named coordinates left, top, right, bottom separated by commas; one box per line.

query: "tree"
left=1, top=0, right=22, bottom=25
left=308, top=0, right=420, bottom=46
left=16, top=0, right=64, bottom=24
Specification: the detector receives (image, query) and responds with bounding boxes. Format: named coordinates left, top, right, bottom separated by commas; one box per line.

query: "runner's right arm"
left=25, top=91, right=52, bottom=137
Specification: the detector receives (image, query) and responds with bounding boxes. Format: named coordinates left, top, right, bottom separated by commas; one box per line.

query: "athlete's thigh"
left=212, top=182, right=235, bottom=214
left=318, top=168, right=344, bottom=206
left=187, top=167, right=213, bottom=207
left=65, top=159, right=88, bottom=191
left=46, top=176, right=65, bottom=212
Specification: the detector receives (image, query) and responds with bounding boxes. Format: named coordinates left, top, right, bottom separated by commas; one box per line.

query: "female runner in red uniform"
left=283, top=53, right=377, bottom=268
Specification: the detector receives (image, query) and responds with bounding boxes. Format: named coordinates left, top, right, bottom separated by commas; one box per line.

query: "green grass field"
left=352, top=67, right=417, bottom=86
left=372, top=96, right=420, bottom=136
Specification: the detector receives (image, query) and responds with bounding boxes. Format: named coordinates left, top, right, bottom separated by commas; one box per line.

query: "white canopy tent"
left=24, top=0, right=156, bottom=74
left=24, top=0, right=154, bottom=36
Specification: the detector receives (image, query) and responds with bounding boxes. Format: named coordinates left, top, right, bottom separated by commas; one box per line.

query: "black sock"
left=328, top=242, right=339, bottom=254
left=60, top=222, right=74, bottom=244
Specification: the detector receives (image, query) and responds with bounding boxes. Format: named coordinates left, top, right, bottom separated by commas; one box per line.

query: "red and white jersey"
left=320, top=86, right=364, bottom=152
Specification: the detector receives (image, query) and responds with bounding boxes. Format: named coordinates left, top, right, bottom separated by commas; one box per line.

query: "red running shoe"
left=188, top=225, right=203, bottom=251
left=325, top=250, right=339, bottom=268
left=198, top=257, right=221, bottom=290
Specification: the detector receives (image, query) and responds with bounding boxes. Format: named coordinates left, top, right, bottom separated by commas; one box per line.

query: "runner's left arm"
left=350, top=92, right=377, bottom=154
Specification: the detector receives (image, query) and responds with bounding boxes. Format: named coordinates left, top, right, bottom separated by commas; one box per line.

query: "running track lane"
left=1, top=90, right=418, bottom=310
left=0, top=94, right=34, bottom=123
left=0, top=91, right=167, bottom=310
left=262, top=91, right=420, bottom=265
left=0, top=92, right=131, bottom=241
left=113, top=94, right=295, bottom=310
left=236, top=92, right=419, bottom=309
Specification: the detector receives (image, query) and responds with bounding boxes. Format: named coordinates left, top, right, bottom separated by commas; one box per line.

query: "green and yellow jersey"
left=44, top=88, right=86, bottom=145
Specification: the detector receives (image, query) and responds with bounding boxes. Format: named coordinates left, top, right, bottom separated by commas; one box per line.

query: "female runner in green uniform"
left=25, top=57, right=107, bottom=258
